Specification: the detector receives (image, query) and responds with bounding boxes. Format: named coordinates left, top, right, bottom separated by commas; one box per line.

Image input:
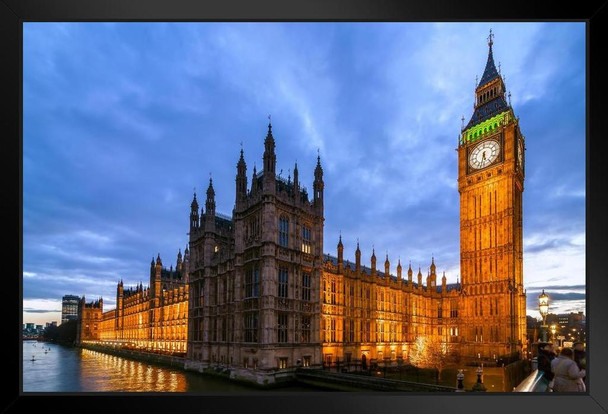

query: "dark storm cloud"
left=24, top=309, right=61, bottom=314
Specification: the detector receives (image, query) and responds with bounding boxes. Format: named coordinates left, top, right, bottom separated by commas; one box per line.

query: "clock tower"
left=458, top=31, right=527, bottom=361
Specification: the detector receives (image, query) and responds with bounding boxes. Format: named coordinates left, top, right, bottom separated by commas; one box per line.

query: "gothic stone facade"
left=186, top=123, right=325, bottom=380
left=76, top=297, right=103, bottom=343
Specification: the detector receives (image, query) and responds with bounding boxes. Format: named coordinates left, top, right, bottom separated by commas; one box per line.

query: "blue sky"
left=22, top=22, right=586, bottom=325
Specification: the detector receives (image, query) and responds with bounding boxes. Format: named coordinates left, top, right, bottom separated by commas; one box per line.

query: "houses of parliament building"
left=77, top=34, right=527, bottom=384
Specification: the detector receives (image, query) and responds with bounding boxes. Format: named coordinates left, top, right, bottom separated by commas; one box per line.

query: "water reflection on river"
left=23, top=341, right=312, bottom=392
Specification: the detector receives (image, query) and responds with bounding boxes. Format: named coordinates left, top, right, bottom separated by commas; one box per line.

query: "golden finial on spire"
left=488, top=28, right=494, bottom=48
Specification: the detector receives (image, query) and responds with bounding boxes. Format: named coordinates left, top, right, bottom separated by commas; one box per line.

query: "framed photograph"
left=9, top=1, right=608, bottom=413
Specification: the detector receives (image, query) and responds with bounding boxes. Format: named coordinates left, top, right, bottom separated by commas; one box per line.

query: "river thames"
left=22, top=340, right=317, bottom=392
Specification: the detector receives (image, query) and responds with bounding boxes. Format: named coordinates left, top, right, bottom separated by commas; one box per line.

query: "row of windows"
left=244, top=266, right=312, bottom=300
left=474, top=297, right=500, bottom=316
left=278, top=216, right=312, bottom=253
left=243, top=312, right=311, bottom=343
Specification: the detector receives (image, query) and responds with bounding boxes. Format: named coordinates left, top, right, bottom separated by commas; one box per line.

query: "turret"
left=236, top=148, right=247, bottom=206
left=442, top=271, right=447, bottom=292
left=371, top=248, right=376, bottom=277
left=384, top=254, right=390, bottom=285
left=154, top=253, right=162, bottom=299
left=417, top=267, right=422, bottom=289
left=205, top=178, right=216, bottom=232
left=156, top=253, right=162, bottom=274
left=408, top=262, right=413, bottom=284
left=263, top=119, right=276, bottom=193
left=355, top=240, right=361, bottom=274
left=337, top=235, right=344, bottom=272
left=429, top=257, right=437, bottom=288
left=293, top=162, right=300, bottom=203
left=251, top=163, right=258, bottom=195
left=190, top=191, right=199, bottom=233
left=116, top=280, right=123, bottom=308
left=397, top=259, right=402, bottom=281
left=176, top=248, right=183, bottom=272
left=313, top=153, right=324, bottom=210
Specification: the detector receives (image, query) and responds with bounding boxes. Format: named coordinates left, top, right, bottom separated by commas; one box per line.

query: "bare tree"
left=409, top=336, right=457, bottom=381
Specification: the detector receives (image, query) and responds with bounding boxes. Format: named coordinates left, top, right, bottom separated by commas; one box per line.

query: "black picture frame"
left=6, top=1, right=608, bottom=413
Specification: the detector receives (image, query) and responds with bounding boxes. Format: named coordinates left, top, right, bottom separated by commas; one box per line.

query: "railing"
left=295, top=369, right=458, bottom=392
left=512, top=369, right=550, bottom=392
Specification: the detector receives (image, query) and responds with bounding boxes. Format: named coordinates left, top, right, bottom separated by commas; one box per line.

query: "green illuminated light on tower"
left=461, top=110, right=512, bottom=145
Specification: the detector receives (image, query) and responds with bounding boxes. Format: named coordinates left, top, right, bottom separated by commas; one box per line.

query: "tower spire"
left=205, top=176, right=216, bottom=231
left=477, top=30, right=499, bottom=88
left=263, top=116, right=276, bottom=184
left=190, top=188, right=200, bottom=231
left=236, top=144, right=247, bottom=204
left=313, top=149, right=324, bottom=210
left=463, top=31, right=508, bottom=134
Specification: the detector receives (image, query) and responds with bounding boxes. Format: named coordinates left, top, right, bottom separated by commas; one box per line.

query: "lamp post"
left=471, top=365, right=487, bottom=392
left=538, top=290, right=549, bottom=342
left=456, top=369, right=465, bottom=392
left=550, top=324, right=557, bottom=345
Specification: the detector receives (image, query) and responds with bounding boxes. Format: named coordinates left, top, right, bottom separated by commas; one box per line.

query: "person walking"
left=551, top=347, right=586, bottom=392
left=573, top=342, right=586, bottom=385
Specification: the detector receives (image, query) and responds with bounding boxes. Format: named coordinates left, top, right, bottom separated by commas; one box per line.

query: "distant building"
left=62, top=294, right=80, bottom=324
left=51, top=321, right=58, bottom=327
left=25, top=323, right=35, bottom=331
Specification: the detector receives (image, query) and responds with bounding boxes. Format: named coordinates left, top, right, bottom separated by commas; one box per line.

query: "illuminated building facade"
left=76, top=297, right=103, bottom=343
left=83, top=251, right=189, bottom=354
left=320, top=249, right=461, bottom=370
left=457, top=31, right=527, bottom=359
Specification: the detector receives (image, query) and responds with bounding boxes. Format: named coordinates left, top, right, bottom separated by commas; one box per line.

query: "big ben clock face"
left=469, top=139, right=500, bottom=170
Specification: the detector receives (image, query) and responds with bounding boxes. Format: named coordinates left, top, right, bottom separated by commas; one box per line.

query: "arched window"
left=301, top=225, right=311, bottom=254
left=278, top=216, right=289, bottom=247
left=278, top=267, right=288, bottom=298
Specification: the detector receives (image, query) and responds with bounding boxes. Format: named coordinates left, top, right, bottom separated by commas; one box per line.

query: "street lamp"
left=538, top=290, right=549, bottom=342
left=550, top=324, right=557, bottom=345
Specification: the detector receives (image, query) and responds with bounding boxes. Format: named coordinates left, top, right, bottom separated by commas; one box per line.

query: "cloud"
left=24, top=308, right=61, bottom=313
left=22, top=23, right=585, bottom=318
left=526, top=285, right=586, bottom=292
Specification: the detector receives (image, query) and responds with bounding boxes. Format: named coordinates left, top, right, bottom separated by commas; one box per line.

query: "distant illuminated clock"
left=517, top=139, right=524, bottom=169
left=469, top=139, right=500, bottom=170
